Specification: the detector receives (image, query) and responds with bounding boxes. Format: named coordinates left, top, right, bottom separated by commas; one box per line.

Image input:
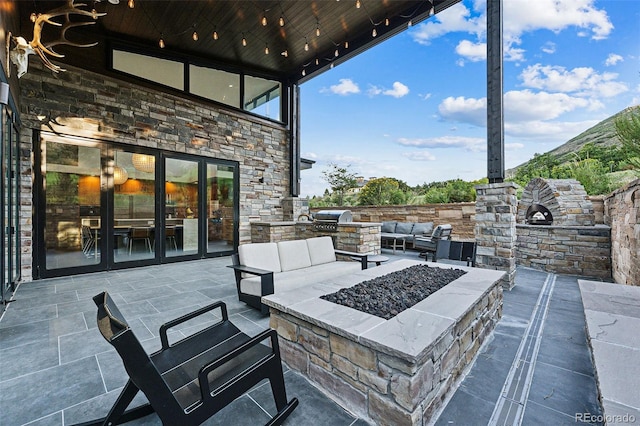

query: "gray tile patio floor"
left=0, top=250, right=606, bottom=425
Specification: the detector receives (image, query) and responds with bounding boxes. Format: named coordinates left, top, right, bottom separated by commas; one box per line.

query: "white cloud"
left=368, top=82, right=410, bottom=98
left=402, top=151, right=437, bottom=161
left=505, top=143, right=525, bottom=151
left=541, top=42, right=556, bottom=54
left=519, top=64, right=629, bottom=98
left=384, top=82, right=410, bottom=98
left=323, top=78, right=360, bottom=96
left=420, top=93, right=432, bottom=100
left=411, top=0, right=613, bottom=62
left=605, top=53, right=624, bottom=66
left=396, top=136, right=486, bottom=152
left=438, top=96, right=487, bottom=126
left=505, top=90, right=590, bottom=121
left=455, top=40, right=486, bottom=62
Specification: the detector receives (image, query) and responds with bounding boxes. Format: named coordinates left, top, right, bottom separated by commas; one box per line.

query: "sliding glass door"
left=35, top=132, right=238, bottom=279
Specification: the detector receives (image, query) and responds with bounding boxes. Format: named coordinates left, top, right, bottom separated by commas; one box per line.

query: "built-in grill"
left=313, top=210, right=352, bottom=232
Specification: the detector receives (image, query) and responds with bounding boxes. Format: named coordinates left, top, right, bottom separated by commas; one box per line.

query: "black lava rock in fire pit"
left=321, top=264, right=467, bottom=320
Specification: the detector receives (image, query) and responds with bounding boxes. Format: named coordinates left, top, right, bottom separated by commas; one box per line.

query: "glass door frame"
left=33, top=131, right=239, bottom=279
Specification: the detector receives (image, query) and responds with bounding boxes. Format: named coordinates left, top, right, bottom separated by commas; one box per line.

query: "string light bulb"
left=192, top=31, right=198, bottom=41
left=128, top=0, right=134, bottom=8
left=304, top=39, right=309, bottom=51
left=261, top=14, right=267, bottom=26
left=302, top=69, right=306, bottom=77
left=372, top=27, right=377, bottom=37
left=279, top=16, right=285, bottom=26
left=344, top=40, right=349, bottom=49
left=356, top=0, right=361, bottom=8
left=281, top=50, right=288, bottom=57
left=385, top=17, right=390, bottom=26
left=159, top=37, right=165, bottom=48
left=212, top=30, right=219, bottom=40
left=315, top=58, right=319, bottom=65
left=242, top=34, right=247, bottom=46
left=334, top=48, right=339, bottom=57
left=316, top=22, right=321, bottom=37
left=264, top=44, right=269, bottom=55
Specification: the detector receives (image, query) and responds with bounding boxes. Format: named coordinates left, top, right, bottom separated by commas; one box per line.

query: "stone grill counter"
left=263, top=259, right=505, bottom=425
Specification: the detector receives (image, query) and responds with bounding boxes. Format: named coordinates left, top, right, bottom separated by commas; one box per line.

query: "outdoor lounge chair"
left=82, top=291, right=298, bottom=426
left=414, top=224, right=453, bottom=261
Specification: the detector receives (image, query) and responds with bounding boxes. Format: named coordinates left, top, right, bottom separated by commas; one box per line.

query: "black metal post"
left=487, top=0, right=504, bottom=183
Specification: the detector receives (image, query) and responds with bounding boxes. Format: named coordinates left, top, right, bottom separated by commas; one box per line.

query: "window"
left=113, top=50, right=184, bottom=90
left=111, top=48, right=283, bottom=122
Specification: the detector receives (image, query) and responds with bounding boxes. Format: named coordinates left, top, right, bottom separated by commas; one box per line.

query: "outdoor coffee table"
left=351, top=254, right=389, bottom=266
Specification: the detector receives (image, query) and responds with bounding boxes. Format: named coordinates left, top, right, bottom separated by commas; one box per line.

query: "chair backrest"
left=432, top=224, right=452, bottom=241
left=131, top=227, right=151, bottom=238
left=93, top=292, right=181, bottom=418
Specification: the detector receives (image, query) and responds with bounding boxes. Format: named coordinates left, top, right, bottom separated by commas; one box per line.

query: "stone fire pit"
left=263, top=259, right=505, bottom=425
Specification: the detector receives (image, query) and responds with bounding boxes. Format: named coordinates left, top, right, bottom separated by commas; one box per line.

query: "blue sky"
left=298, top=0, right=640, bottom=197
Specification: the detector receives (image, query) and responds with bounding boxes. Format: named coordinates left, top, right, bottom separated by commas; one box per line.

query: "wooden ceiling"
left=18, top=0, right=461, bottom=83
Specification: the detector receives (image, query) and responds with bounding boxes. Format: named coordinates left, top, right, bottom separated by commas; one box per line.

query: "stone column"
left=281, top=197, right=309, bottom=221
left=475, top=182, right=517, bottom=289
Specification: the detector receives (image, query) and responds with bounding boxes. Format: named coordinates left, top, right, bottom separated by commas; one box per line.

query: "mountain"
left=507, top=105, right=639, bottom=176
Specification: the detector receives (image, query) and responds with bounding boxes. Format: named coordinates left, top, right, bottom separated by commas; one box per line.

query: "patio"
left=0, top=250, right=605, bottom=425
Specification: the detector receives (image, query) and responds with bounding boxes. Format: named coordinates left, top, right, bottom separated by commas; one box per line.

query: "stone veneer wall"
left=604, top=178, right=640, bottom=286
left=310, top=203, right=476, bottom=240
left=516, top=225, right=611, bottom=279
left=475, top=183, right=518, bottom=290
left=250, top=221, right=380, bottom=254
left=269, top=283, right=502, bottom=425
left=18, top=62, right=291, bottom=281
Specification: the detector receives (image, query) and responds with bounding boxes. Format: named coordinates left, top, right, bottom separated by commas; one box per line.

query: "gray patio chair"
left=414, top=224, right=452, bottom=261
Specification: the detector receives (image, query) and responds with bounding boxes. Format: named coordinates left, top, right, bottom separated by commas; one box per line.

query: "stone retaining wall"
left=604, top=178, right=640, bottom=286
left=311, top=203, right=476, bottom=240
left=516, top=224, right=611, bottom=279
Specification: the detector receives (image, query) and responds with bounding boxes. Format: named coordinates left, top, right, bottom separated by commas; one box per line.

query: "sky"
left=298, top=0, right=640, bottom=198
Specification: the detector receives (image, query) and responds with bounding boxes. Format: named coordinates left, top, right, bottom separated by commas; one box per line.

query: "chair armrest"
left=335, top=250, right=368, bottom=270
left=159, top=301, right=228, bottom=350
left=198, top=328, right=278, bottom=400
left=227, top=264, right=273, bottom=277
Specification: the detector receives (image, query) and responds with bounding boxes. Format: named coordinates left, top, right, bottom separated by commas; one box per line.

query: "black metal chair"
left=433, top=239, right=477, bottom=266
left=81, top=292, right=298, bottom=426
left=415, top=224, right=453, bottom=261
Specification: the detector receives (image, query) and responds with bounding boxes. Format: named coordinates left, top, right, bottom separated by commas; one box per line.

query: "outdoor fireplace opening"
left=526, top=204, right=553, bottom=225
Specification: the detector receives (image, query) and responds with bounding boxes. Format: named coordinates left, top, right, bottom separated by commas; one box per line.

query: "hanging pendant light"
left=113, top=165, right=129, bottom=185
left=132, top=154, right=155, bottom=173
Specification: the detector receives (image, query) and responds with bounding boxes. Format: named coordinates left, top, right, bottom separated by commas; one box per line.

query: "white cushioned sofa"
left=229, top=236, right=368, bottom=313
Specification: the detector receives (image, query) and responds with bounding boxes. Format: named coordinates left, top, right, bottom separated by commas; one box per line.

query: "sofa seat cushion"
left=306, top=236, right=337, bottom=265
left=238, top=242, right=281, bottom=278
left=239, top=261, right=362, bottom=297
left=277, top=240, right=312, bottom=271
left=411, top=222, right=434, bottom=236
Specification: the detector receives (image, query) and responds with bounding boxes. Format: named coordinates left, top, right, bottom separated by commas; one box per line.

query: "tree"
left=615, top=107, right=640, bottom=170
left=358, top=177, right=407, bottom=205
left=321, top=163, right=358, bottom=206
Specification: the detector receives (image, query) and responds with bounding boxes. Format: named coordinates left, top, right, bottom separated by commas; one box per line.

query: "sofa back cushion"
left=412, top=222, right=434, bottom=236
left=238, top=243, right=281, bottom=276
left=306, top=236, right=337, bottom=265
left=381, top=221, right=397, bottom=233
left=395, top=222, right=414, bottom=234
left=277, top=240, right=312, bottom=271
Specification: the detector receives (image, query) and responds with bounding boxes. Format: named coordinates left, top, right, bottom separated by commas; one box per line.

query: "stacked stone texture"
left=604, top=178, right=640, bottom=286
left=312, top=203, right=477, bottom=240
left=18, top=63, right=292, bottom=280
left=516, top=225, right=611, bottom=278
left=517, top=178, right=595, bottom=226
left=474, top=183, right=518, bottom=290
left=250, top=222, right=380, bottom=254
left=269, top=284, right=502, bottom=425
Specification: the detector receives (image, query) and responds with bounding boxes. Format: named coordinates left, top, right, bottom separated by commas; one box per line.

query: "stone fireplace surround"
left=263, top=259, right=505, bottom=425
